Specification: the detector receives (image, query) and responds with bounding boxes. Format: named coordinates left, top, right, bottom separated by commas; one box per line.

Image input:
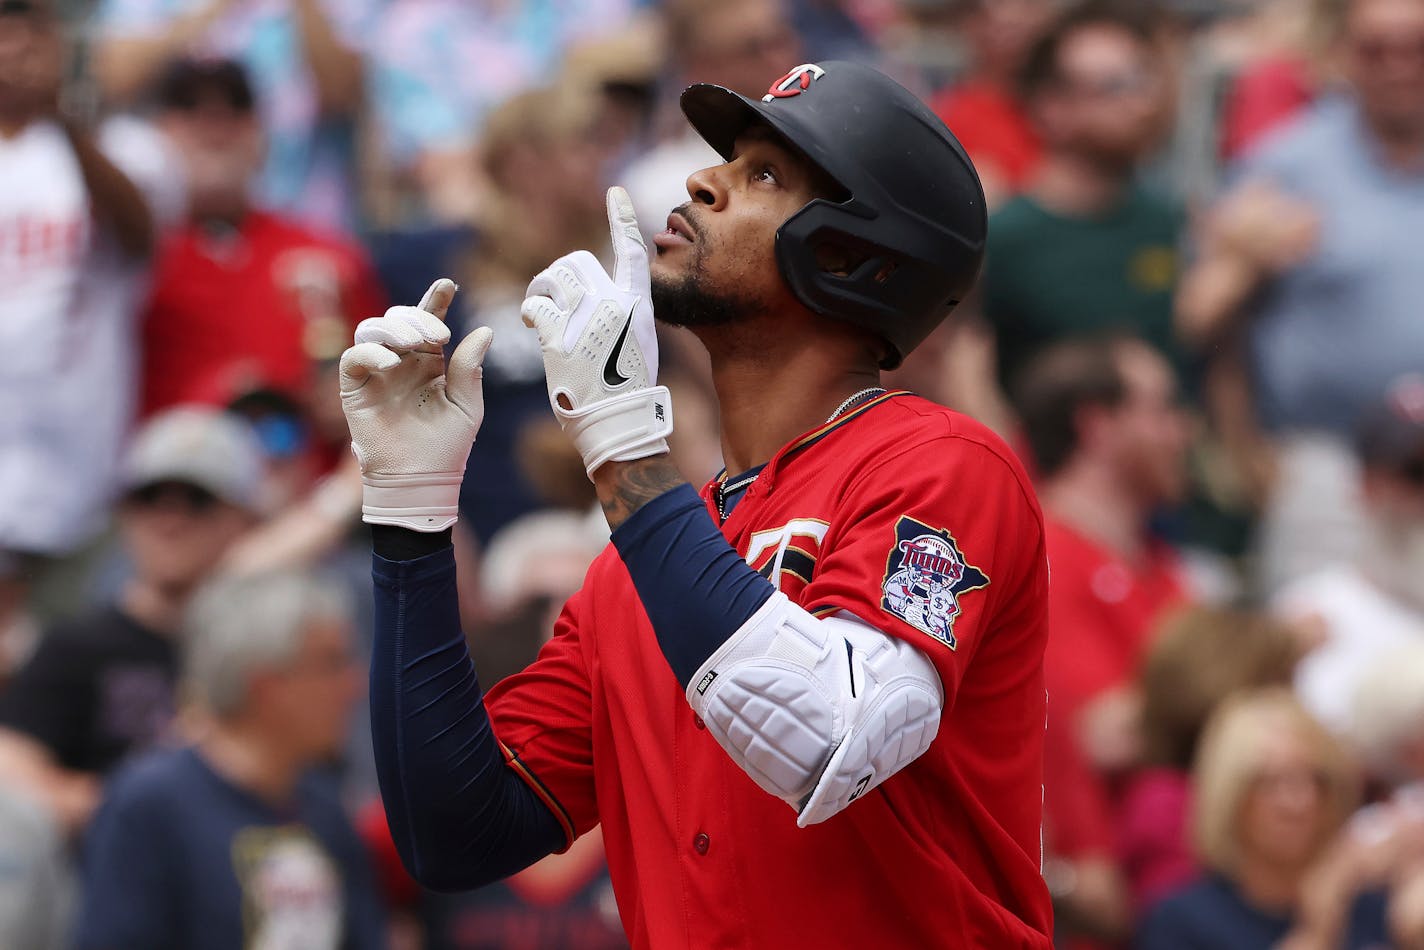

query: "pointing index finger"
left=417, top=277, right=460, bottom=321
left=606, top=186, right=649, bottom=293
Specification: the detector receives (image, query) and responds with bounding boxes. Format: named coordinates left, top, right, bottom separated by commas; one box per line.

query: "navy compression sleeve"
left=611, top=484, right=776, bottom=687
left=370, top=537, right=564, bottom=891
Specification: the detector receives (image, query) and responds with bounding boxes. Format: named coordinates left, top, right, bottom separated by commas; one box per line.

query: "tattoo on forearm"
left=596, top=457, right=686, bottom=531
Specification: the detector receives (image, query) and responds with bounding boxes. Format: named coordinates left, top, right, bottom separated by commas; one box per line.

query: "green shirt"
left=983, top=186, right=1184, bottom=388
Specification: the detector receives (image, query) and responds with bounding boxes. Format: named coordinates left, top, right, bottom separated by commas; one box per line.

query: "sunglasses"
left=125, top=481, right=222, bottom=514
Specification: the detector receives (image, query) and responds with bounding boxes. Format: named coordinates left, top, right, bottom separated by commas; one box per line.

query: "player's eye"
left=754, top=165, right=779, bottom=186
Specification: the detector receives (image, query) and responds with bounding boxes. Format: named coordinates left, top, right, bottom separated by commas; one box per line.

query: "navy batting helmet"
left=680, top=61, right=987, bottom=368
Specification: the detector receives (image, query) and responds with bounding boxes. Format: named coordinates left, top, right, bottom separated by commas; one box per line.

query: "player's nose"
left=685, top=163, right=727, bottom=211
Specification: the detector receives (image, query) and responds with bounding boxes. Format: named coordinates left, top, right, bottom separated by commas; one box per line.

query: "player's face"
left=649, top=129, right=824, bottom=328
left=1343, top=0, right=1424, bottom=139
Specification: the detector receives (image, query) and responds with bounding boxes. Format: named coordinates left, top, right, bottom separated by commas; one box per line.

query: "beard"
left=650, top=206, right=769, bottom=328
left=650, top=270, right=764, bottom=328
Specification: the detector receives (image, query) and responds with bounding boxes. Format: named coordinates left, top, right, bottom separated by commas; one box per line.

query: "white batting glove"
left=521, top=186, right=673, bottom=477
left=339, top=278, right=493, bottom=532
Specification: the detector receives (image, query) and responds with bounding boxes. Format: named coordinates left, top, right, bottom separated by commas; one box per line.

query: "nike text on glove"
left=521, top=186, right=673, bottom=477
left=340, top=278, right=493, bottom=532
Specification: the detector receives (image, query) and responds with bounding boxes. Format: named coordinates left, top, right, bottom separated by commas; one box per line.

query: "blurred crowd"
left=0, top=0, right=1422, bottom=946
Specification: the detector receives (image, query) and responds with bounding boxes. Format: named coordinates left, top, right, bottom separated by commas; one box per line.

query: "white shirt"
left=1274, top=564, right=1424, bottom=735
left=0, top=117, right=182, bottom=554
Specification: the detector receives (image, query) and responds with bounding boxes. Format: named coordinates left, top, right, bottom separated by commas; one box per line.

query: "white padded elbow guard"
left=686, top=592, right=944, bottom=827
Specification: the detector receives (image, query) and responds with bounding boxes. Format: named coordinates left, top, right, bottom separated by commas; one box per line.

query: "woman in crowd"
left=1139, top=688, right=1389, bottom=949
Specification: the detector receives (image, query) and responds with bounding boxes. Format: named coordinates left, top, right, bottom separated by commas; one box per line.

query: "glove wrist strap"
left=361, top=472, right=464, bottom=532
left=555, top=386, right=674, bottom=477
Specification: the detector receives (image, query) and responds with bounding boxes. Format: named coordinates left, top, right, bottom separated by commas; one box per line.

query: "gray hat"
left=122, top=408, right=266, bottom=511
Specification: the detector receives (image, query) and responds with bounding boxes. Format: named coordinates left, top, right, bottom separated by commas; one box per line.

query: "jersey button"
left=693, top=715, right=706, bottom=730
left=693, top=833, right=710, bottom=855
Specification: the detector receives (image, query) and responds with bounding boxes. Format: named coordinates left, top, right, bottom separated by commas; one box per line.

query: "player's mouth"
left=653, top=211, right=696, bottom=251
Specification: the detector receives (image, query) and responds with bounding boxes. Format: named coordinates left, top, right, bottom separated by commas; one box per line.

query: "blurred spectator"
left=1272, top=375, right=1424, bottom=736
left=623, top=0, right=800, bottom=241
left=0, top=408, right=262, bottom=834
left=1177, top=0, right=1424, bottom=588
left=367, top=3, right=650, bottom=228
left=139, top=58, right=385, bottom=421
left=73, top=570, right=384, bottom=950
left=1017, top=337, right=1191, bottom=945
left=454, top=85, right=623, bottom=543
left=1140, top=689, right=1389, bottom=949
left=0, top=0, right=178, bottom=620
left=1018, top=337, right=1192, bottom=757
left=91, top=0, right=374, bottom=233
left=930, top=0, right=1057, bottom=205
left=978, top=0, right=1181, bottom=403
left=481, top=509, right=607, bottom=629
left=1121, top=607, right=1303, bottom=912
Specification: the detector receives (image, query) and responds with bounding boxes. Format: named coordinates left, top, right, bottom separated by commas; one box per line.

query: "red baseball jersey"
left=485, top=392, right=1053, bottom=948
left=140, top=211, right=385, bottom=415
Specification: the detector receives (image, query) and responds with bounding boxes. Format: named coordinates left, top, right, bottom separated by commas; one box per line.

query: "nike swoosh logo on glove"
left=603, top=306, right=636, bottom=387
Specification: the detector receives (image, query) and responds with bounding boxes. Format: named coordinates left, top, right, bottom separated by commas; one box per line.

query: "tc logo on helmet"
left=763, top=64, right=826, bottom=102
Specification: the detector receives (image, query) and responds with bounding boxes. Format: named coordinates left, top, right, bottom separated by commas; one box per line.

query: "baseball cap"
left=121, top=408, right=266, bottom=511
left=154, top=57, right=255, bottom=114
left=1356, top=374, right=1424, bottom=483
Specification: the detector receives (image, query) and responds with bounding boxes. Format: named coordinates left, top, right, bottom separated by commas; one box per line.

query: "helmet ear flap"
left=776, top=201, right=959, bottom=369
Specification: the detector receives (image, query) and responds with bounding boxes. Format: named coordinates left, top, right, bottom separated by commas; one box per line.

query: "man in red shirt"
left=339, top=62, right=1052, bottom=947
left=1012, top=336, right=1191, bottom=942
left=140, top=58, right=384, bottom=417
left=1015, top=337, right=1191, bottom=729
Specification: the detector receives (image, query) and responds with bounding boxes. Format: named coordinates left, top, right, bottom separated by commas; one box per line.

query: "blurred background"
left=1, top=0, right=1422, bottom=946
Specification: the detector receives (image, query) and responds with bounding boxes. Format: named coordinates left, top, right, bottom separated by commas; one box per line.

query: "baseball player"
left=341, top=61, right=1052, bottom=947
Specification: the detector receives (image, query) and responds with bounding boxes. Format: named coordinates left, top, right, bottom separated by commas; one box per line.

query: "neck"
left=1030, top=152, right=1133, bottom=216
left=698, top=322, right=881, bottom=475
left=1040, top=459, right=1151, bottom=561
left=1233, top=854, right=1306, bottom=913
left=119, top=579, right=192, bottom=635
left=198, top=719, right=304, bottom=804
left=190, top=200, right=250, bottom=230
